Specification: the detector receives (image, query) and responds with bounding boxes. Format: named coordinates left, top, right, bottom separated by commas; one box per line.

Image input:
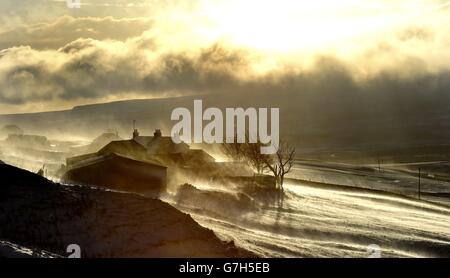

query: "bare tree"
left=222, top=138, right=296, bottom=191
left=244, top=142, right=269, bottom=175
left=222, top=134, right=268, bottom=175
left=222, top=139, right=245, bottom=162
left=262, top=142, right=295, bottom=191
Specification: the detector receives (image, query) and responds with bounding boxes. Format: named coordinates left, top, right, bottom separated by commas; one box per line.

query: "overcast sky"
left=0, top=0, right=450, bottom=113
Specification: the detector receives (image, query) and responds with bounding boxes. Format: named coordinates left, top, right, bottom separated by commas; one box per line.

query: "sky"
left=0, top=0, right=450, bottom=113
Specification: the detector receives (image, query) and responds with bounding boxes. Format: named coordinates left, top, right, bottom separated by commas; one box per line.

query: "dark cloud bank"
left=0, top=22, right=449, bottom=154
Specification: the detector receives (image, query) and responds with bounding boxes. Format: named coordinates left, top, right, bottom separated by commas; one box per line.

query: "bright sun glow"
left=191, top=0, right=449, bottom=53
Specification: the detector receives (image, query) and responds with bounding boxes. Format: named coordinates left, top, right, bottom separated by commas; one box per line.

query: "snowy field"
left=166, top=180, right=450, bottom=258
left=163, top=161, right=450, bottom=258
left=3, top=151, right=449, bottom=258
left=290, top=161, right=450, bottom=205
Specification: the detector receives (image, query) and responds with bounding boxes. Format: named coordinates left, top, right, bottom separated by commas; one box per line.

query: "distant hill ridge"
left=1, top=91, right=450, bottom=155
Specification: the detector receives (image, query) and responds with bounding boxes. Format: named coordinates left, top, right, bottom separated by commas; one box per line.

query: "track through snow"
left=165, top=181, right=450, bottom=258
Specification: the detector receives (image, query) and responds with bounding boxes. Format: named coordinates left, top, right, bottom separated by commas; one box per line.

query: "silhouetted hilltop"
left=0, top=163, right=253, bottom=258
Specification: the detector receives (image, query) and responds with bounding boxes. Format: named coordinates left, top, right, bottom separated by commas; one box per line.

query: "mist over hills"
left=0, top=91, right=449, bottom=158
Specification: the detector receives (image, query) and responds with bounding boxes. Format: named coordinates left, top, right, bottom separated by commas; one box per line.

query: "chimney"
left=132, top=120, right=139, bottom=139
left=154, top=129, right=162, bottom=138
left=133, top=129, right=139, bottom=139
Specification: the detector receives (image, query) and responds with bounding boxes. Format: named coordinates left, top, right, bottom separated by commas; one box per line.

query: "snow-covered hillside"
left=164, top=180, right=450, bottom=258
left=0, top=164, right=252, bottom=258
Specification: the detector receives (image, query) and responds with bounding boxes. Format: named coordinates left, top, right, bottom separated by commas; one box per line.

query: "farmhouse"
left=63, top=129, right=216, bottom=192
left=133, top=129, right=189, bottom=154
left=63, top=139, right=167, bottom=194
left=62, top=127, right=276, bottom=192
left=63, top=153, right=167, bottom=194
